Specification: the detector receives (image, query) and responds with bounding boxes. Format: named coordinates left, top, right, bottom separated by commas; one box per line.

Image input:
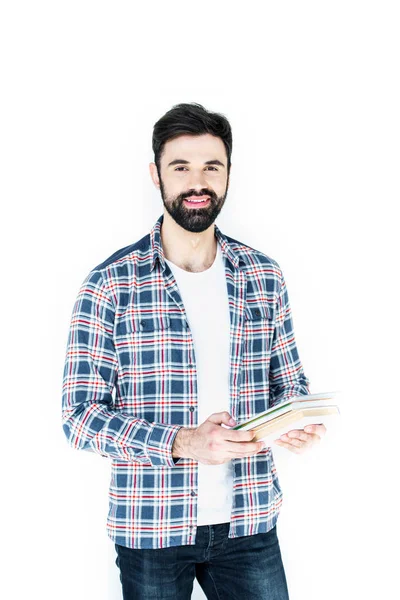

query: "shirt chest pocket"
left=243, top=303, right=274, bottom=355
left=115, top=315, right=171, bottom=335
left=114, top=315, right=172, bottom=368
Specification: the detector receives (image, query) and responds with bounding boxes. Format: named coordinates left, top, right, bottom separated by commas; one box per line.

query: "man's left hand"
left=274, top=424, right=326, bottom=454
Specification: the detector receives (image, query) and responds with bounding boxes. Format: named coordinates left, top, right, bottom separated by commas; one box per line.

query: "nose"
left=186, top=169, right=208, bottom=191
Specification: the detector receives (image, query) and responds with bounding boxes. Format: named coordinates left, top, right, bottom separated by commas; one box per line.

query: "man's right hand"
left=172, top=411, right=266, bottom=465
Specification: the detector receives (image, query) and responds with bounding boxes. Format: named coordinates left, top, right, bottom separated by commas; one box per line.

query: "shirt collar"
left=149, top=214, right=241, bottom=273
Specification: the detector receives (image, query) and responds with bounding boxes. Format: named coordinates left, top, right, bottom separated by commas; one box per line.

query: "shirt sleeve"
left=269, top=265, right=311, bottom=408
left=61, top=270, right=182, bottom=468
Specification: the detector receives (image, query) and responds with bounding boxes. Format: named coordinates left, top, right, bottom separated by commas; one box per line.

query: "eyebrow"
left=167, top=159, right=225, bottom=168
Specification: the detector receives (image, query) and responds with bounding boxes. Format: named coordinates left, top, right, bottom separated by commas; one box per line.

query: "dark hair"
left=152, top=102, right=232, bottom=175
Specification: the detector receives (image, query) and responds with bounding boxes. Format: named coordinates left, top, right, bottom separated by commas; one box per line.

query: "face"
left=150, top=133, right=230, bottom=233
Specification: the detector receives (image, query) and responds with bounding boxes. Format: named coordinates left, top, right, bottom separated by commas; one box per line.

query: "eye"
left=174, top=166, right=219, bottom=171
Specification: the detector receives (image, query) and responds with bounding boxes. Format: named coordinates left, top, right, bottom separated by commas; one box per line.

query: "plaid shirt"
left=62, top=214, right=310, bottom=549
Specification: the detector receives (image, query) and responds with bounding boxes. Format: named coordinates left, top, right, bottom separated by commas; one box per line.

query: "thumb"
left=207, top=411, right=236, bottom=427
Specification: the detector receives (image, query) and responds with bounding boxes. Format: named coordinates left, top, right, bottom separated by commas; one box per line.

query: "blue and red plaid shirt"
left=62, top=214, right=310, bottom=549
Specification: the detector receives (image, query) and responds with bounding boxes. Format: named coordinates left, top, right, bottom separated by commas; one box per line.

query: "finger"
left=282, top=432, right=317, bottom=448
left=275, top=440, right=302, bottom=454
left=225, top=440, right=265, bottom=455
left=286, top=430, right=321, bottom=444
left=293, top=432, right=322, bottom=445
left=224, top=429, right=255, bottom=443
left=207, top=412, right=236, bottom=426
left=314, top=424, right=326, bottom=436
left=281, top=431, right=313, bottom=444
left=282, top=437, right=309, bottom=449
left=286, top=429, right=303, bottom=438
left=286, top=430, right=310, bottom=442
left=304, top=424, right=326, bottom=436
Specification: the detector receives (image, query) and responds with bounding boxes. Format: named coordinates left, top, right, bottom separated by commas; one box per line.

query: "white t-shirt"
left=165, top=242, right=233, bottom=526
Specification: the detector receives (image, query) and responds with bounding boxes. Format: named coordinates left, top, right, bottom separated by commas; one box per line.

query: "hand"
left=274, top=424, right=326, bottom=454
left=172, top=412, right=266, bottom=465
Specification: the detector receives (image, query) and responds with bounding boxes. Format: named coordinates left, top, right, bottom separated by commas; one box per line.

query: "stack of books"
left=231, top=392, right=340, bottom=446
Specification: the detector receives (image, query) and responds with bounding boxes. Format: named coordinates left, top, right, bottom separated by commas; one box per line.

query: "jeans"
left=115, top=522, right=290, bottom=599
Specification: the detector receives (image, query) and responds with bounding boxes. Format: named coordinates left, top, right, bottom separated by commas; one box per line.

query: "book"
left=231, top=392, right=341, bottom=446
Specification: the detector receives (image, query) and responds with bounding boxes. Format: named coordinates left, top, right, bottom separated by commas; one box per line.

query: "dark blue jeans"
left=115, top=522, right=290, bottom=599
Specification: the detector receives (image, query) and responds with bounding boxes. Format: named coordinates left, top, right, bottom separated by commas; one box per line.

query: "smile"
left=184, top=196, right=210, bottom=207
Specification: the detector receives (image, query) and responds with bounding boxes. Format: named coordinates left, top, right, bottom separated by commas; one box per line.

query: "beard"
left=159, top=177, right=229, bottom=233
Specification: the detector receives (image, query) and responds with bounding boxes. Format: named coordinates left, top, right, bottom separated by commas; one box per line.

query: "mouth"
left=183, top=195, right=210, bottom=208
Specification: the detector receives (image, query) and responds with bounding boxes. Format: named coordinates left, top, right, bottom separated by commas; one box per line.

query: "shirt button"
left=188, top=363, right=194, bottom=369
left=140, top=320, right=146, bottom=328
left=189, top=406, right=194, bottom=412
left=254, top=308, right=261, bottom=316
left=191, top=491, right=196, bottom=497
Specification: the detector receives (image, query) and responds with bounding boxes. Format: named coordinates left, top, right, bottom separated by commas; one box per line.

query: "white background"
left=1, top=1, right=399, bottom=598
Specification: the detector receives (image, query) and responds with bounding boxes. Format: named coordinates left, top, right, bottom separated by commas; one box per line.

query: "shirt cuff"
left=145, top=423, right=183, bottom=467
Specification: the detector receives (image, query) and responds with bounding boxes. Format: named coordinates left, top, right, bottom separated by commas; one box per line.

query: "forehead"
left=161, top=133, right=226, bottom=163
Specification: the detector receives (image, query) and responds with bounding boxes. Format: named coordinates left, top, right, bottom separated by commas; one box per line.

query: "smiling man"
left=62, top=102, right=325, bottom=600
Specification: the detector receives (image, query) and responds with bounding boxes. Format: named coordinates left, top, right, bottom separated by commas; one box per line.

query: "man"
left=62, top=102, right=326, bottom=599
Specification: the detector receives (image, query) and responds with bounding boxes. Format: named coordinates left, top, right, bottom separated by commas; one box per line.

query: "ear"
left=149, top=162, right=160, bottom=189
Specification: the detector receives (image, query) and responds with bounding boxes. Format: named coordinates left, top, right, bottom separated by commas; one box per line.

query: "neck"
left=160, top=210, right=217, bottom=273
